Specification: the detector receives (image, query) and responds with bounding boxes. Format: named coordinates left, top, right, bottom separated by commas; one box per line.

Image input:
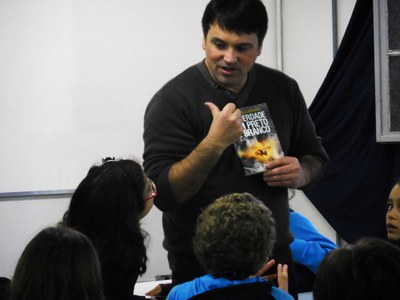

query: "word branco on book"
left=234, top=103, right=284, bottom=176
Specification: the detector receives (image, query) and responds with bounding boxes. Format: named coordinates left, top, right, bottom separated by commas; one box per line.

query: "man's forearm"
left=168, top=136, right=225, bottom=204
left=298, top=155, right=324, bottom=188
left=168, top=102, right=243, bottom=204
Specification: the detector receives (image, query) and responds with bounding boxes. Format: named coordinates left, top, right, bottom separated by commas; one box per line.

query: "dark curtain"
left=304, top=0, right=400, bottom=243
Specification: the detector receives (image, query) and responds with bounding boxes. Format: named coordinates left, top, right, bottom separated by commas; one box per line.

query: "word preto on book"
left=242, top=110, right=271, bottom=137
left=234, top=103, right=284, bottom=176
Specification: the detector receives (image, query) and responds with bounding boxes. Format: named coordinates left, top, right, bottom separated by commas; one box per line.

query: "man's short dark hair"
left=201, top=0, right=268, bottom=46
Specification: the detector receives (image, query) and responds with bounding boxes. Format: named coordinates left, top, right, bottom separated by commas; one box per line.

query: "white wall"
left=0, top=0, right=356, bottom=280
left=284, top=0, right=357, bottom=243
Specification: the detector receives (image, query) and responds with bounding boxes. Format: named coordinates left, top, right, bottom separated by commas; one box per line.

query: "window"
left=374, top=0, right=400, bottom=142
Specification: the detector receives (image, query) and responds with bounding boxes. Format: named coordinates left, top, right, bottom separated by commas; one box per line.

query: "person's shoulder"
left=289, top=209, right=321, bottom=234
left=161, top=63, right=201, bottom=89
left=149, top=63, right=203, bottom=104
left=290, top=210, right=310, bottom=223
left=167, top=276, right=204, bottom=300
left=254, top=63, right=296, bottom=82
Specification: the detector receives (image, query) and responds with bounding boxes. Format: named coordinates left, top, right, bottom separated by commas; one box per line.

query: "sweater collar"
left=196, top=60, right=255, bottom=107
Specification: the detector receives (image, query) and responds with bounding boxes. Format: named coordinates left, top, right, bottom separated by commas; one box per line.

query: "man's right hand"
left=168, top=102, right=243, bottom=205
left=204, top=102, right=243, bottom=153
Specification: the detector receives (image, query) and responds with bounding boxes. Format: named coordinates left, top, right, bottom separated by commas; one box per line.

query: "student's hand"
left=204, top=102, right=243, bottom=152
left=145, top=284, right=162, bottom=297
left=277, top=263, right=289, bottom=292
left=263, top=156, right=306, bottom=188
left=253, top=259, right=277, bottom=281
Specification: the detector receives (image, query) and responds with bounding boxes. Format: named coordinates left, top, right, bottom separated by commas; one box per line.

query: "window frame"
left=373, top=0, right=400, bottom=143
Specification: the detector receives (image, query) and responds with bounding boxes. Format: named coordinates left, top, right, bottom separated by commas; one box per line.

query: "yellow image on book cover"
left=234, top=103, right=284, bottom=176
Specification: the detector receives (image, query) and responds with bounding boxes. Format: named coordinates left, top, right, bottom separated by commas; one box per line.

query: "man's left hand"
left=263, top=156, right=306, bottom=189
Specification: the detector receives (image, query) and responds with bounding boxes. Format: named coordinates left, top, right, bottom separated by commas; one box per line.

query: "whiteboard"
left=0, top=0, right=276, bottom=194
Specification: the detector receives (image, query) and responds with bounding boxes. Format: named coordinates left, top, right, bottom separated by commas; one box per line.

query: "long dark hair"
left=11, top=226, right=105, bottom=300
left=62, top=159, right=148, bottom=297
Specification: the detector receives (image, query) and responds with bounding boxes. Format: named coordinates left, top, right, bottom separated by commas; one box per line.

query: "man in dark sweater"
left=143, top=0, right=328, bottom=298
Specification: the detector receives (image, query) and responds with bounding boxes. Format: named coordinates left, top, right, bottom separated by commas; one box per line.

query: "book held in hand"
left=234, top=103, right=284, bottom=176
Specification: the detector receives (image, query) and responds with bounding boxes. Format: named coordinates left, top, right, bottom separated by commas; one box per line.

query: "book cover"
left=234, top=103, right=284, bottom=176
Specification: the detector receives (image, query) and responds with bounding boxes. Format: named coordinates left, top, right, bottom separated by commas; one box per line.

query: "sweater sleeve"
left=288, top=79, right=328, bottom=164
left=143, top=74, right=211, bottom=211
left=289, top=211, right=337, bottom=273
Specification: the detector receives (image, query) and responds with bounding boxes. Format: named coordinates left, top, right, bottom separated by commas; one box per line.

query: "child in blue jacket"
left=289, top=209, right=337, bottom=292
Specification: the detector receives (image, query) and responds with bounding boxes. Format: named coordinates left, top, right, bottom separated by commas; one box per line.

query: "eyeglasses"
left=145, top=179, right=157, bottom=201
left=102, top=156, right=116, bottom=164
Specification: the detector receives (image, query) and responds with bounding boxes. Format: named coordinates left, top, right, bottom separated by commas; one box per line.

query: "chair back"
left=188, top=281, right=275, bottom=300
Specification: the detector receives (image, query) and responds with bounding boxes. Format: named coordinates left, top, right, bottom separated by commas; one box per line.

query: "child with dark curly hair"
left=166, top=192, right=293, bottom=300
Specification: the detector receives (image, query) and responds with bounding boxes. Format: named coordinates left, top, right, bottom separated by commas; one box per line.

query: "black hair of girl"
left=11, top=226, right=105, bottom=300
left=62, top=159, right=149, bottom=298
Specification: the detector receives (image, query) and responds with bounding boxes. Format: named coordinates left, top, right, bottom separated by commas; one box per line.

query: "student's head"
left=202, top=0, right=268, bottom=46
left=0, top=277, right=11, bottom=300
left=65, top=158, right=154, bottom=230
left=11, top=226, right=104, bottom=300
left=63, top=158, right=152, bottom=287
left=193, top=192, right=276, bottom=280
left=313, top=237, right=400, bottom=300
left=201, top=0, right=267, bottom=93
left=386, top=179, right=400, bottom=243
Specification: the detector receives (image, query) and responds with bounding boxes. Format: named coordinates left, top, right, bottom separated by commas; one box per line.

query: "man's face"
left=203, top=22, right=262, bottom=93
